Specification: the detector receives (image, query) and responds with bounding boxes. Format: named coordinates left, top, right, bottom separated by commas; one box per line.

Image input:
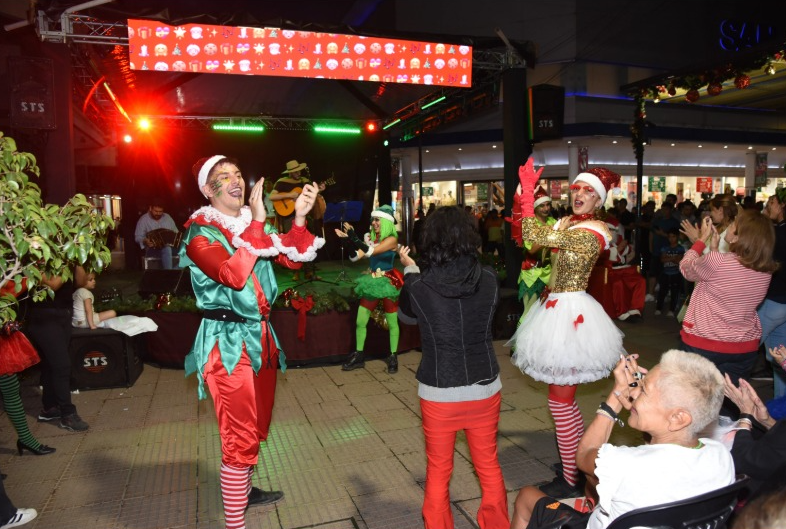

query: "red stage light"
left=137, top=117, right=151, bottom=131
left=366, top=122, right=377, bottom=133
left=122, top=134, right=133, bottom=143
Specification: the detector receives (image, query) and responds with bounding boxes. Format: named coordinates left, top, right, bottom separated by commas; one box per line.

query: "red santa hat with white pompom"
left=572, top=167, right=621, bottom=204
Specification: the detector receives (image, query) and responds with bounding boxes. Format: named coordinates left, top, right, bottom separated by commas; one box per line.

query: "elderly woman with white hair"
left=511, top=350, right=735, bottom=529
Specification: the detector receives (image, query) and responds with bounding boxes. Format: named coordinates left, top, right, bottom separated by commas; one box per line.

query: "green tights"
left=0, top=374, right=41, bottom=449
left=355, top=305, right=400, bottom=355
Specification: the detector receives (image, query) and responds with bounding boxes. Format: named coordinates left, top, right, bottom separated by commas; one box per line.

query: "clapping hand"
left=399, top=246, right=416, bottom=267
left=248, top=178, right=266, bottom=223
left=770, top=345, right=786, bottom=369
left=724, top=374, right=773, bottom=426
left=680, top=218, right=701, bottom=244
left=294, top=182, right=319, bottom=219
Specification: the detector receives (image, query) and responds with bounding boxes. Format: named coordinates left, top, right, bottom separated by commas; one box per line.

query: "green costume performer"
left=181, top=155, right=323, bottom=528
left=338, top=205, right=402, bottom=374
left=516, top=188, right=556, bottom=319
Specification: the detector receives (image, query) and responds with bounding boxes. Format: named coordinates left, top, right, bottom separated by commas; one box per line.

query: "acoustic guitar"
left=272, top=177, right=335, bottom=218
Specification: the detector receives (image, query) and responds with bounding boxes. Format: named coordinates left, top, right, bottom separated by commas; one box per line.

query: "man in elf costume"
left=180, top=155, right=323, bottom=529
left=336, top=205, right=402, bottom=374
left=512, top=186, right=556, bottom=319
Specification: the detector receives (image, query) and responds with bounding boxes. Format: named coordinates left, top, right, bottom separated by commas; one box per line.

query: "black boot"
left=387, top=354, right=398, bottom=374
left=342, top=351, right=365, bottom=371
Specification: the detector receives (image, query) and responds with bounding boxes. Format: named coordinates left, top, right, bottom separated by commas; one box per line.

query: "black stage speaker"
left=69, top=328, right=144, bottom=390
left=138, top=269, right=193, bottom=298
left=528, top=84, right=565, bottom=143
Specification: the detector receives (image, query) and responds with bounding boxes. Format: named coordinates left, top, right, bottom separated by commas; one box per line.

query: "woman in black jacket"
left=398, top=206, right=507, bottom=529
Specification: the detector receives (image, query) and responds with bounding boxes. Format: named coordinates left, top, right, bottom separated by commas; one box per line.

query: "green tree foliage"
left=0, top=132, right=113, bottom=323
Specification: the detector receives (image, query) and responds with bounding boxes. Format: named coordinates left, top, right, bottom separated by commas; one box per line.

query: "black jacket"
left=398, top=255, right=500, bottom=388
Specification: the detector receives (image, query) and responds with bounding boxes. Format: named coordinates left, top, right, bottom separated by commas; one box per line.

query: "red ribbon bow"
left=290, top=294, right=314, bottom=341
left=384, top=268, right=405, bottom=289
left=574, top=314, right=584, bottom=329
left=545, top=299, right=558, bottom=309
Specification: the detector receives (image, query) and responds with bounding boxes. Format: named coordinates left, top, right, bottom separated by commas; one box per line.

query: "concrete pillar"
left=400, top=154, right=414, bottom=246
left=568, top=144, right=579, bottom=182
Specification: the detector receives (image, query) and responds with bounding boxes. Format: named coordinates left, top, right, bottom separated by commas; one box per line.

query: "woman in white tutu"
left=507, top=158, right=625, bottom=497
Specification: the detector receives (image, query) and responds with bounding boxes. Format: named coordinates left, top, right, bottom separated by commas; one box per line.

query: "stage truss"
left=36, top=9, right=521, bottom=138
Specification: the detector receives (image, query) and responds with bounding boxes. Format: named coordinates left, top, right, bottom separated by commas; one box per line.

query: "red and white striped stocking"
left=547, top=398, right=585, bottom=487
left=220, top=462, right=250, bottom=529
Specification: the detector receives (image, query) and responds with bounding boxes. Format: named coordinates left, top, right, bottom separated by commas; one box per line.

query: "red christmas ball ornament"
left=707, top=82, right=723, bottom=96
left=667, top=84, right=676, bottom=96
left=734, top=74, right=750, bottom=89
left=685, top=89, right=700, bottom=103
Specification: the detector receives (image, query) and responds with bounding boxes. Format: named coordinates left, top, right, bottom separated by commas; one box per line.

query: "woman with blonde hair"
left=680, top=210, right=778, bottom=383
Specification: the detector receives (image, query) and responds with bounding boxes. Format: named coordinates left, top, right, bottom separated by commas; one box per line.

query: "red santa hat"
left=192, top=155, right=227, bottom=197
left=533, top=186, right=551, bottom=208
left=573, top=167, right=621, bottom=204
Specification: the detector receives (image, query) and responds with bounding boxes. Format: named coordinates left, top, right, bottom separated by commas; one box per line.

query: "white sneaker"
left=645, top=294, right=656, bottom=302
left=654, top=310, right=662, bottom=316
left=1, top=509, right=37, bottom=529
left=667, top=311, right=675, bottom=317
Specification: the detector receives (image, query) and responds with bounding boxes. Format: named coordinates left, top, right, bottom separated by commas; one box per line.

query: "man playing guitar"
left=269, top=159, right=326, bottom=232
left=270, top=160, right=328, bottom=281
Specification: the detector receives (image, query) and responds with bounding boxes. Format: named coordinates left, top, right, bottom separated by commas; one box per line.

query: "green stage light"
left=421, top=95, right=446, bottom=110
left=382, top=118, right=401, bottom=130
left=212, top=123, right=266, bottom=132
left=314, top=125, right=362, bottom=134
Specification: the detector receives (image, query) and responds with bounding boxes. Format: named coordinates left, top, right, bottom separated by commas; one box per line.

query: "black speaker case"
left=69, top=328, right=144, bottom=390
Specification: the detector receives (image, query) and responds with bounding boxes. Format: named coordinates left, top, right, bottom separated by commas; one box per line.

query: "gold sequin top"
left=521, top=217, right=609, bottom=293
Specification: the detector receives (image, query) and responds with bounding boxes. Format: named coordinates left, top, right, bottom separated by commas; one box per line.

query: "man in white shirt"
left=134, top=201, right=179, bottom=269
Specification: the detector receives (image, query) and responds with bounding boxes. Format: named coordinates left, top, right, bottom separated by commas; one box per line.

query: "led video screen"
left=127, top=19, right=473, bottom=88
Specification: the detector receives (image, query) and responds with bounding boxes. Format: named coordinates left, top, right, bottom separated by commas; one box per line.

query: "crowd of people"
left=5, top=153, right=786, bottom=529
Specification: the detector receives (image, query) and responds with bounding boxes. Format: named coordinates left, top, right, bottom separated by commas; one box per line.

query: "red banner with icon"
left=127, top=19, right=472, bottom=88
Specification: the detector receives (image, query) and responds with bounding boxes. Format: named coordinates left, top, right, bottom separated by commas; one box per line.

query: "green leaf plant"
left=0, top=132, right=113, bottom=323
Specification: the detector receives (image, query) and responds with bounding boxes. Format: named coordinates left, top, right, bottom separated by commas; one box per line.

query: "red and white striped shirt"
left=680, top=241, right=772, bottom=353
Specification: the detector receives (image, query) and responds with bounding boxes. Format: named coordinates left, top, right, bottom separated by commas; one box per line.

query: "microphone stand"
left=335, top=202, right=354, bottom=284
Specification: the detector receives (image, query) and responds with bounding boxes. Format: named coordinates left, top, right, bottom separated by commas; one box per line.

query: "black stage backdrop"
left=115, top=128, right=388, bottom=268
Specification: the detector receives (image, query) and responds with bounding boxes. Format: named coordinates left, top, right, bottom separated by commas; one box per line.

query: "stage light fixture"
left=212, top=123, right=266, bottom=132
left=366, top=122, right=378, bottom=133
left=314, top=125, right=361, bottom=135
left=382, top=118, right=401, bottom=131
left=137, top=117, right=151, bottom=131
left=421, top=95, right=447, bottom=110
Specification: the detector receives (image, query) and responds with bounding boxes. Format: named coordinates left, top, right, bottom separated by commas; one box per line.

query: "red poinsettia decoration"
left=734, top=74, right=750, bottom=89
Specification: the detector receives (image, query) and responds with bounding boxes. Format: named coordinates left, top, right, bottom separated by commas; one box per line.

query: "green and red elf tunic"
left=179, top=205, right=324, bottom=399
